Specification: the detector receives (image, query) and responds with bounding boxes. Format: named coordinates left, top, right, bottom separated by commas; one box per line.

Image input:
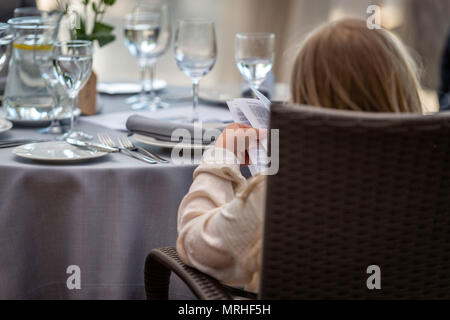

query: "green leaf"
left=70, top=0, right=117, bottom=47
left=92, top=21, right=114, bottom=34
left=93, top=32, right=116, bottom=47
left=75, top=29, right=90, bottom=41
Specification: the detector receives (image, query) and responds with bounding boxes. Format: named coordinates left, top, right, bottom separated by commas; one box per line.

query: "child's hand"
left=214, top=123, right=262, bottom=166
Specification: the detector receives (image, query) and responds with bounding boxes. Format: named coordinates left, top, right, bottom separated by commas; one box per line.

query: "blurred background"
left=2, top=0, right=449, bottom=111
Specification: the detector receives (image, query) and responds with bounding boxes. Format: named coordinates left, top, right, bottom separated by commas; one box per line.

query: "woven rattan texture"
left=260, top=104, right=450, bottom=299
left=145, top=247, right=232, bottom=300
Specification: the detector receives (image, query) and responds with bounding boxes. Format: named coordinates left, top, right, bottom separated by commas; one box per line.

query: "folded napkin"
left=126, top=114, right=223, bottom=145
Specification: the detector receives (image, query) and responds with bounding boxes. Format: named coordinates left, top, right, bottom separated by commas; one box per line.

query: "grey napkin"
left=126, top=114, right=221, bottom=144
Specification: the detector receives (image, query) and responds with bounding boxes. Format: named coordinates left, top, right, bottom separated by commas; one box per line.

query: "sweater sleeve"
left=176, top=147, right=265, bottom=288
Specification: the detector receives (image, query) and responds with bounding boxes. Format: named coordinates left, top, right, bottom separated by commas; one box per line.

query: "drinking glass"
left=4, top=14, right=62, bottom=123
left=174, top=20, right=217, bottom=122
left=124, top=3, right=171, bottom=110
left=235, top=33, right=275, bottom=91
left=52, top=40, right=93, bottom=140
left=30, top=13, right=65, bottom=134
left=0, top=23, right=11, bottom=72
left=33, top=40, right=65, bottom=134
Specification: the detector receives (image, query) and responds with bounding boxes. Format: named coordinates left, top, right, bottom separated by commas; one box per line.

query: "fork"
left=98, top=133, right=157, bottom=164
left=120, top=136, right=169, bottom=164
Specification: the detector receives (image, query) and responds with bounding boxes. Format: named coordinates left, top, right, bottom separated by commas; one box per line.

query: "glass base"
left=38, top=123, right=67, bottom=135
left=126, top=94, right=170, bottom=111
left=57, top=131, right=93, bottom=141
left=190, top=115, right=199, bottom=124
left=179, top=114, right=199, bottom=124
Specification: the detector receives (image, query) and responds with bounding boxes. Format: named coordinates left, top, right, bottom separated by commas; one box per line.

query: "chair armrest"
left=145, top=247, right=233, bottom=300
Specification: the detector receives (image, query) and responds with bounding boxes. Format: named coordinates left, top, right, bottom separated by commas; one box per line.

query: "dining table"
left=0, top=86, right=241, bottom=299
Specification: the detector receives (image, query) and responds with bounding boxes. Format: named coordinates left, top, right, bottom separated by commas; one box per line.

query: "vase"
left=78, top=70, right=98, bottom=116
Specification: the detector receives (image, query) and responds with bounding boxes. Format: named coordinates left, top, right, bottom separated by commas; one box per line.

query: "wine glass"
left=235, top=33, right=275, bottom=91
left=52, top=40, right=93, bottom=140
left=174, top=20, right=217, bottom=122
left=0, top=23, right=11, bottom=72
left=124, top=3, right=171, bottom=110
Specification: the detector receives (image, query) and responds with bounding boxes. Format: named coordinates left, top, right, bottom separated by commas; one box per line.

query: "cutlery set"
left=97, top=134, right=169, bottom=164
left=1, top=135, right=169, bottom=164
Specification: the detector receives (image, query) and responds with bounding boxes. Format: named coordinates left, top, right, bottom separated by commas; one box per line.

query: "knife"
left=0, top=139, right=49, bottom=148
left=65, top=138, right=119, bottom=153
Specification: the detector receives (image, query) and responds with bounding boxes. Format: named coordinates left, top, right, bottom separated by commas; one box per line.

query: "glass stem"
left=250, top=82, right=259, bottom=98
left=69, top=94, right=76, bottom=134
left=192, top=79, right=200, bottom=123
left=148, top=62, right=156, bottom=102
left=50, top=88, right=59, bottom=127
left=139, top=60, right=147, bottom=101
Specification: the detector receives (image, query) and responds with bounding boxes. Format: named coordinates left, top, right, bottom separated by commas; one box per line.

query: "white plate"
left=97, top=80, right=167, bottom=95
left=0, top=118, right=13, bottom=133
left=13, top=141, right=109, bottom=163
left=8, top=108, right=82, bottom=127
left=133, top=133, right=211, bottom=150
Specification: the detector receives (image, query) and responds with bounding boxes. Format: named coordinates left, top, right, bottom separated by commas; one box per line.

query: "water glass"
left=33, top=40, right=65, bottom=134
left=52, top=40, right=93, bottom=140
left=174, top=20, right=217, bottom=122
left=235, top=33, right=275, bottom=90
left=124, top=3, right=171, bottom=110
left=3, top=16, right=59, bottom=122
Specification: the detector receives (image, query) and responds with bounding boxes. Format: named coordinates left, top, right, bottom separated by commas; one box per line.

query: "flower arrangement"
left=56, top=0, right=117, bottom=114
left=59, top=0, right=117, bottom=48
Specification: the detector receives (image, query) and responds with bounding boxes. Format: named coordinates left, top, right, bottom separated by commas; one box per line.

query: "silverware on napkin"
left=65, top=138, right=119, bottom=153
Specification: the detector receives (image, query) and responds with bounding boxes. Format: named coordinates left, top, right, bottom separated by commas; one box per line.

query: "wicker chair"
left=145, top=103, right=450, bottom=300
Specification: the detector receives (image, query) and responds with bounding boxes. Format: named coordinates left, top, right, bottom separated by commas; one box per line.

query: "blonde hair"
left=291, top=19, right=423, bottom=113
left=242, top=20, right=424, bottom=291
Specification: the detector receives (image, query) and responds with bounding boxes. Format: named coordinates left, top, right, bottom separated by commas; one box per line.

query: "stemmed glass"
left=52, top=40, right=93, bottom=140
left=123, top=3, right=171, bottom=110
left=235, top=33, right=275, bottom=92
left=174, top=20, right=217, bottom=122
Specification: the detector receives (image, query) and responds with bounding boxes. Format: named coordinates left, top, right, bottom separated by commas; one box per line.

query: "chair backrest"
left=260, top=103, right=450, bottom=299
